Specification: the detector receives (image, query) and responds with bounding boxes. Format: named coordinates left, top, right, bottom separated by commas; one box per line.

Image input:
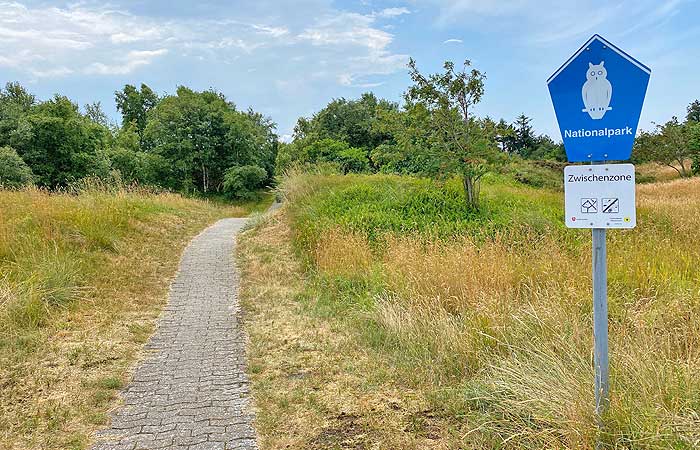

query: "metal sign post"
left=592, top=226, right=609, bottom=418
left=548, top=34, right=650, bottom=433
left=565, top=162, right=635, bottom=419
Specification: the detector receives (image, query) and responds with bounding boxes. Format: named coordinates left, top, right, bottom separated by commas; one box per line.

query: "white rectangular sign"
left=564, top=163, right=636, bottom=229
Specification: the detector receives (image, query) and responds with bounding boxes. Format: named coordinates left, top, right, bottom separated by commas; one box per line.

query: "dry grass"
left=238, top=210, right=469, bottom=449
left=246, top=174, right=700, bottom=449
left=635, top=161, right=689, bottom=183
left=0, top=187, right=258, bottom=450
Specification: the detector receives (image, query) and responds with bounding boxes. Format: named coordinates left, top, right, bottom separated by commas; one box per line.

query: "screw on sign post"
left=547, top=34, right=650, bottom=437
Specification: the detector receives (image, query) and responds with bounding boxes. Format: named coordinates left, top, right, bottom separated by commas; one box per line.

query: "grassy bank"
left=241, top=172, right=699, bottom=449
left=0, top=186, right=269, bottom=450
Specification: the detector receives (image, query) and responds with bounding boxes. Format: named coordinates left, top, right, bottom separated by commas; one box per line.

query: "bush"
left=370, top=143, right=438, bottom=175
left=223, top=165, right=267, bottom=200
left=106, top=148, right=172, bottom=187
left=107, top=147, right=142, bottom=183
left=335, top=147, right=370, bottom=174
left=500, top=158, right=564, bottom=190
left=0, top=146, right=34, bottom=188
left=302, top=138, right=369, bottom=174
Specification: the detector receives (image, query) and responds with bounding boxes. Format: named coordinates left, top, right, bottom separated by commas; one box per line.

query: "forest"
left=0, top=83, right=277, bottom=199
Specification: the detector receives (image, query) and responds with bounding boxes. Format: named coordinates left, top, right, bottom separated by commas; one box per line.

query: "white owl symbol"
left=581, top=61, right=612, bottom=120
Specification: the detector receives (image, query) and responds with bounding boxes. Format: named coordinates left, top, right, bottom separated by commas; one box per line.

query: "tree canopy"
left=0, top=82, right=277, bottom=196
left=634, top=116, right=700, bottom=177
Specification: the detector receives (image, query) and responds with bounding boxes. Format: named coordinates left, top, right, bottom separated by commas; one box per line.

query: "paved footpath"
left=92, top=218, right=257, bottom=450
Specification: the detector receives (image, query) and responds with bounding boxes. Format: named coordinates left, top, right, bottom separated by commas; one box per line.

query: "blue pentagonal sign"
left=547, top=34, right=651, bottom=162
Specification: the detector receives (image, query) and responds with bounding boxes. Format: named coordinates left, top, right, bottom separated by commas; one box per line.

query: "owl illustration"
left=581, top=61, right=612, bottom=120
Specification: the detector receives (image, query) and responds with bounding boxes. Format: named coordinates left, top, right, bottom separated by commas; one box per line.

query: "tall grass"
left=0, top=185, right=258, bottom=449
left=1, top=187, right=174, bottom=342
left=279, top=171, right=700, bottom=448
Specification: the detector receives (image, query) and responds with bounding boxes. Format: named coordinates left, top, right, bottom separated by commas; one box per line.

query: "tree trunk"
left=678, top=159, right=691, bottom=178
left=201, top=163, right=208, bottom=193
left=462, top=174, right=480, bottom=210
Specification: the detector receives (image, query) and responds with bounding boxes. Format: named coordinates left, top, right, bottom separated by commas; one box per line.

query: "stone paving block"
left=90, top=219, right=258, bottom=450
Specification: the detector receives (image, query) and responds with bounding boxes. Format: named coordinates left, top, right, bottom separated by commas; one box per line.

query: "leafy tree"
left=275, top=141, right=306, bottom=175
left=686, top=100, right=700, bottom=123
left=237, top=109, right=278, bottom=182
left=294, top=93, right=397, bottom=154
left=144, top=87, right=226, bottom=192
left=16, top=95, right=111, bottom=187
left=493, top=118, right=515, bottom=153
left=405, top=58, right=502, bottom=209
left=370, top=143, right=428, bottom=174
left=0, top=82, right=35, bottom=151
left=634, top=117, right=699, bottom=177
left=115, top=84, right=159, bottom=138
left=0, top=82, right=35, bottom=109
left=84, top=101, right=109, bottom=127
left=0, top=146, right=34, bottom=188
left=529, top=135, right=566, bottom=161
left=143, top=87, right=276, bottom=193
left=335, top=147, right=370, bottom=174
left=107, top=147, right=143, bottom=183
left=223, top=165, right=267, bottom=199
left=688, top=122, right=700, bottom=175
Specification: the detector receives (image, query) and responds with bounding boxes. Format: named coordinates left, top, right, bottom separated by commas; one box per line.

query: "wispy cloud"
left=443, top=38, right=462, bottom=44
left=85, top=49, right=169, bottom=75
left=0, top=1, right=408, bottom=86
left=376, top=7, right=411, bottom=18
left=0, top=2, right=175, bottom=74
left=423, top=0, right=688, bottom=46
left=298, top=11, right=408, bottom=86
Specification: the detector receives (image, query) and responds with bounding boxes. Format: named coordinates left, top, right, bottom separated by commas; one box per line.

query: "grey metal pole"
left=592, top=227, right=609, bottom=418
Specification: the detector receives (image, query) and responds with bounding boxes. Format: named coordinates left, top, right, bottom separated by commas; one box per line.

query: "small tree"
left=406, top=58, right=502, bottom=209
left=0, top=146, right=34, bottom=188
left=634, top=118, right=699, bottom=178
left=512, top=113, right=536, bottom=158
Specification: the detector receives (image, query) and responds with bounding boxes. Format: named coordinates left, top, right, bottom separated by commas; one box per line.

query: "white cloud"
left=376, top=7, right=411, bottom=18
left=298, top=12, right=408, bottom=86
left=0, top=1, right=408, bottom=86
left=250, top=24, right=290, bottom=38
left=85, top=49, right=169, bottom=75
left=0, top=2, right=176, bottom=75
left=299, top=13, right=392, bottom=49
left=443, top=38, right=462, bottom=44
left=211, top=38, right=264, bottom=53
left=0, top=2, right=293, bottom=76
left=30, top=67, right=74, bottom=78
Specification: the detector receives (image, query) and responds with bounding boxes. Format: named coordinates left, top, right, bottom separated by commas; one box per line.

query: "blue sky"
left=1, top=0, right=698, bottom=141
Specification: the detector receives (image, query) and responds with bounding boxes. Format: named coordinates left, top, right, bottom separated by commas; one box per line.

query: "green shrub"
left=223, top=165, right=267, bottom=199
left=282, top=173, right=564, bottom=256
left=0, top=146, right=34, bottom=188
left=106, top=148, right=171, bottom=186
left=302, top=138, right=369, bottom=174
left=500, top=158, right=564, bottom=190
left=335, top=147, right=369, bottom=174
left=107, top=147, right=142, bottom=183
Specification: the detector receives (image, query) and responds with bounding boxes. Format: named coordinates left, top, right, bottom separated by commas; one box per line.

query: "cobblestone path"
left=92, top=218, right=257, bottom=450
